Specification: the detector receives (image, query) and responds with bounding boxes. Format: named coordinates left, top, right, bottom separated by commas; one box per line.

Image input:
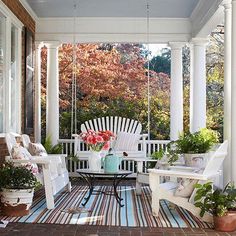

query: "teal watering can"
left=102, top=153, right=123, bottom=173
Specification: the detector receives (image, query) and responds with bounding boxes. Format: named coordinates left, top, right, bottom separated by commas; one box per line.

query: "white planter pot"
left=1, top=188, right=34, bottom=216
left=183, top=153, right=209, bottom=169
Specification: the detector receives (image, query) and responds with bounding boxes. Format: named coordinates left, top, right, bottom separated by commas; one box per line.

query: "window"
left=24, top=29, right=34, bottom=134
left=0, top=13, right=6, bottom=133
left=0, top=5, right=23, bottom=134
left=10, top=24, right=19, bottom=131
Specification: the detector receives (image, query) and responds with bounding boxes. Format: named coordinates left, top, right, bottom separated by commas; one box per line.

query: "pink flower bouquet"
left=80, top=130, right=115, bottom=152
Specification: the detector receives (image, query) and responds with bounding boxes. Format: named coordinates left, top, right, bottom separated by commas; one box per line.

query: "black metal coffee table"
left=76, top=169, right=132, bottom=207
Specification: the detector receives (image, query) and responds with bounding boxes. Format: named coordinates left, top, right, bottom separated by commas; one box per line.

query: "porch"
left=0, top=0, right=236, bottom=234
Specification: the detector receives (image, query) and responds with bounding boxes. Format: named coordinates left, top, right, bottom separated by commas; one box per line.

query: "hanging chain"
left=71, top=2, right=78, bottom=137
left=146, top=1, right=151, bottom=141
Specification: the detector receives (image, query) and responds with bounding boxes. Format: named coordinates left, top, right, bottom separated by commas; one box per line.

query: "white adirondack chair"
left=5, top=133, right=71, bottom=210
left=74, top=116, right=148, bottom=158
left=148, top=141, right=228, bottom=223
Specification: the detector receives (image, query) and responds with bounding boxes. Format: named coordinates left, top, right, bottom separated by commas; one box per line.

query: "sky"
left=147, top=43, right=168, bottom=57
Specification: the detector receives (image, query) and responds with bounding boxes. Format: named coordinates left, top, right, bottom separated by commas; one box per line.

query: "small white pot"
left=183, top=153, right=209, bottom=169
left=1, top=188, right=34, bottom=216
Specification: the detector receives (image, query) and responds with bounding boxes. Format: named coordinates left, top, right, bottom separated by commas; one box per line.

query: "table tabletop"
left=76, top=169, right=132, bottom=176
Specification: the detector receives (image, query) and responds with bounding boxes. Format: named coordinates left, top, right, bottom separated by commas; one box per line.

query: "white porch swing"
left=71, top=2, right=152, bottom=168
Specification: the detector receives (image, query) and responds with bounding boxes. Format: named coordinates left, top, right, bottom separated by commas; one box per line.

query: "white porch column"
left=45, top=41, right=60, bottom=145
left=169, top=42, right=185, bottom=140
left=222, top=1, right=232, bottom=185
left=189, top=44, right=194, bottom=133
left=35, top=42, right=43, bottom=143
left=231, top=0, right=236, bottom=183
left=191, top=38, right=208, bottom=133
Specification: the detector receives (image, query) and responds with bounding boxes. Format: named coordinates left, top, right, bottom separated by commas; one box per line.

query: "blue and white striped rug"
left=0, top=185, right=212, bottom=228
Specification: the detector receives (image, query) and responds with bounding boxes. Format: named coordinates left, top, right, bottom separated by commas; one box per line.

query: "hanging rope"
left=146, top=1, right=151, bottom=141
left=71, top=1, right=78, bottom=137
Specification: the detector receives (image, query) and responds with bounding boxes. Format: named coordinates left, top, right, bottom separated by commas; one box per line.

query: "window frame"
left=0, top=2, right=23, bottom=135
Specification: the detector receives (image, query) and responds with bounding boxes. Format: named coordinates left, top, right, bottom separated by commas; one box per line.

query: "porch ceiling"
left=21, top=0, right=224, bottom=43
left=26, top=0, right=199, bottom=18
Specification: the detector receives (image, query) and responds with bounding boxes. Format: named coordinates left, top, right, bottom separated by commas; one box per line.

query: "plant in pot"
left=0, top=162, right=38, bottom=217
left=194, top=182, right=236, bottom=232
left=170, top=128, right=219, bottom=168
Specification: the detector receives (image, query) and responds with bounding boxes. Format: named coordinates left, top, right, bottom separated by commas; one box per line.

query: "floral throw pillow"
left=11, top=145, right=38, bottom=174
left=28, top=143, right=48, bottom=156
left=12, top=145, right=32, bottom=160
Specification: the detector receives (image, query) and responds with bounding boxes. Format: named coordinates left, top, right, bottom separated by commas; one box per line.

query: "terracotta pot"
left=1, top=188, right=34, bottom=217
left=214, top=211, right=236, bottom=232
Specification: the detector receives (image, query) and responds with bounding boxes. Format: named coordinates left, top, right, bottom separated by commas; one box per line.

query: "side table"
left=77, top=169, right=132, bottom=207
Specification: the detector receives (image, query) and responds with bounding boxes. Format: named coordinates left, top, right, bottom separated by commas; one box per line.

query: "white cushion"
left=174, top=168, right=203, bottom=198
left=28, top=142, right=48, bottom=156
left=174, top=179, right=197, bottom=198
left=114, top=132, right=140, bottom=151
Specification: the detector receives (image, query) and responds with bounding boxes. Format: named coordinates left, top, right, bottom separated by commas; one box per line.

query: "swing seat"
left=73, top=116, right=148, bottom=158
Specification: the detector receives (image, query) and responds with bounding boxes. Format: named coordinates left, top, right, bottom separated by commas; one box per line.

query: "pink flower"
left=102, top=142, right=110, bottom=150
left=87, top=135, right=95, bottom=144
left=79, top=129, right=115, bottom=152
left=96, top=136, right=104, bottom=143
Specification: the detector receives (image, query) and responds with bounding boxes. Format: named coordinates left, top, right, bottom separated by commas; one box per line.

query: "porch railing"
left=58, top=138, right=170, bottom=177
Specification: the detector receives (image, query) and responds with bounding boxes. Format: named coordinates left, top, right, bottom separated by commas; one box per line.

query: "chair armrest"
left=148, top=168, right=208, bottom=180
left=8, top=157, right=51, bottom=165
left=169, top=165, right=200, bottom=172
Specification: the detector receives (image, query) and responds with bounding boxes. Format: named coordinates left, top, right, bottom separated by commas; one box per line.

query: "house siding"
left=0, top=0, right=36, bottom=163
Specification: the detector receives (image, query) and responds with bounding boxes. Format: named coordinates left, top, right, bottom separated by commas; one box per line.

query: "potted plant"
left=194, top=182, right=236, bottom=232
left=0, top=162, right=38, bottom=216
left=170, top=128, right=219, bottom=168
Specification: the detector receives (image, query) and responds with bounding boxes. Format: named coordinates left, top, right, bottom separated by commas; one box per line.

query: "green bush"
left=194, top=182, right=236, bottom=217
left=0, top=162, right=38, bottom=190
left=173, top=128, right=219, bottom=154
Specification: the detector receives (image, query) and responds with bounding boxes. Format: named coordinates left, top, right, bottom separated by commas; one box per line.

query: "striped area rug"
left=0, top=185, right=212, bottom=228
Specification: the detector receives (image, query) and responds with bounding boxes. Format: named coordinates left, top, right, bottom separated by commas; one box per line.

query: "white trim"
left=0, top=2, right=24, bottom=29
left=190, top=0, right=223, bottom=37
left=5, top=17, right=11, bottom=132
left=16, top=27, right=22, bottom=134
left=19, top=0, right=38, bottom=21
left=36, top=17, right=192, bottom=43
left=1, top=15, right=6, bottom=133
left=0, top=4, right=23, bottom=134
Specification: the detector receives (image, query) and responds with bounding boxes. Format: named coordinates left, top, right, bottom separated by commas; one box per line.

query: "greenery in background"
left=149, top=149, right=165, bottom=168
left=170, top=128, right=219, bottom=154
left=43, top=136, right=63, bottom=154
left=40, top=26, right=224, bottom=141
left=194, top=182, right=236, bottom=217
left=0, top=162, right=38, bottom=190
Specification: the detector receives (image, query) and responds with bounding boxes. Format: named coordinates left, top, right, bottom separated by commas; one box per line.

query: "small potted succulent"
left=170, top=128, right=219, bottom=168
left=0, top=162, right=38, bottom=216
left=194, top=182, right=236, bottom=232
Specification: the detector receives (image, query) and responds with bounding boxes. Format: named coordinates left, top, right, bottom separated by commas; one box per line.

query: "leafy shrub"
left=194, top=182, right=236, bottom=217
left=43, top=136, right=63, bottom=154
left=173, top=128, right=219, bottom=154
left=0, top=162, right=38, bottom=190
